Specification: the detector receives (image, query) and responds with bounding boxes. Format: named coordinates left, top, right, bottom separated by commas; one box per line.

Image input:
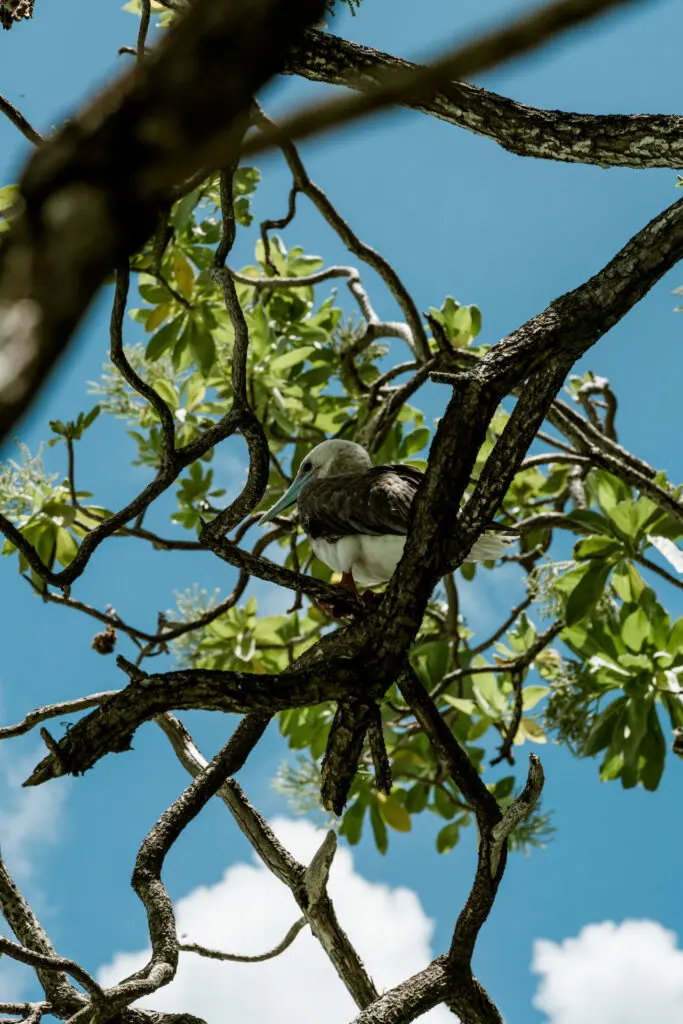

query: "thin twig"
left=0, top=94, right=43, bottom=146
left=253, top=103, right=429, bottom=361
left=490, top=669, right=523, bottom=766
left=180, top=918, right=306, bottom=963
left=137, top=0, right=151, bottom=62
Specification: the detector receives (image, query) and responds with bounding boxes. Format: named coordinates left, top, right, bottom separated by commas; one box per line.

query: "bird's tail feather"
left=466, top=528, right=517, bottom=563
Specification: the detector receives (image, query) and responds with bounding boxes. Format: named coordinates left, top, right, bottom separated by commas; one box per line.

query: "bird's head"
left=258, top=440, right=371, bottom=524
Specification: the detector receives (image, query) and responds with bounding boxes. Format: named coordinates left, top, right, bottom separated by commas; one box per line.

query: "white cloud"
left=0, top=746, right=68, bottom=878
left=532, top=919, right=683, bottom=1023
left=98, top=817, right=453, bottom=1024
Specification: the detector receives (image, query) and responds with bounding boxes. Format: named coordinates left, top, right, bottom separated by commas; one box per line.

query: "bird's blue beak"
left=258, top=471, right=313, bottom=525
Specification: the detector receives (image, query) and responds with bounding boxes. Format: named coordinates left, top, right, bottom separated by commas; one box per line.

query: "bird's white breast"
left=311, top=533, right=406, bottom=587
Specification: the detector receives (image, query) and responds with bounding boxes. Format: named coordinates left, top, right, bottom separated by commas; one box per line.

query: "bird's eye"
left=302, top=460, right=312, bottom=473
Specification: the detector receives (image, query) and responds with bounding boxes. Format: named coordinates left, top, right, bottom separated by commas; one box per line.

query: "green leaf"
left=568, top=509, right=613, bottom=535
left=574, top=535, right=622, bottom=560
left=607, top=501, right=640, bottom=541
left=55, top=528, right=78, bottom=567
left=145, top=303, right=172, bottom=334
left=190, top=323, right=216, bottom=375
left=340, top=798, right=366, bottom=846
left=564, top=561, right=613, bottom=626
left=594, top=471, right=630, bottom=514
left=404, top=784, right=429, bottom=813
left=377, top=793, right=411, bottom=832
left=639, top=705, right=666, bottom=791
left=172, top=187, right=201, bottom=229
left=146, top=318, right=181, bottom=362
left=270, top=346, right=315, bottom=373
left=622, top=608, right=651, bottom=652
left=369, top=799, right=388, bottom=854
left=443, top=696, right=476, bottom=714
left=41, top=501, right=76, bottom=528
left=618, top=653, right=652, bottom=672
left=668, top=616, right=683, bottom=654
left=173, top=249, right=195, bottom=294
left=82, top=405, right=101, bottom=429
left=433, top=786, right=457, bottom=820
left=600, top=751, right=624, bottom=782
left=492, top=776, right=515, bottom=798
left=153, top=378, right=179, bottom=410
left=436, top=822, right=461, bottom=854
left=583, top=697, right=626, bottom=756
left=472, top=673, right=507, bottom=716
left=521, top=685, right=549, bottom=711
left=399, top=428, right=430, bottom=459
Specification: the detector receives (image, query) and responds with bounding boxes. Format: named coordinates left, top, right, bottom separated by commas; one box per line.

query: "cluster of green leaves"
left=0, top=413, right=108, bottom=581
left=545, top=469, right=683, bottom=790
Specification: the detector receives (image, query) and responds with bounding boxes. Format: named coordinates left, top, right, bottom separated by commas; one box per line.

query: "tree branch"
left=0, top=93, right=44, bottom=146
left=286, top=28, right=683, bottom=170
left=23, top=656, right=365, bottom=786
left=252, top=104, right=429, bottom=361
left=243, top=0, right=644, bottom=160
left=155, top=713, right=380, bottom=1008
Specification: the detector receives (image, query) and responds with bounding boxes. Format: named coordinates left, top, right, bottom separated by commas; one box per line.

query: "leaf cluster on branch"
left=0, top=0, right=682, bottom=1021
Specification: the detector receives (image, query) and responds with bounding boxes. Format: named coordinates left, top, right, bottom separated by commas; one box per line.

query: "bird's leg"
left=340, top=571, right=357, bottom=592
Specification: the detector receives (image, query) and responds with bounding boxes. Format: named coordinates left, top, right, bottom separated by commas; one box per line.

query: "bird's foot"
left=317, top=572, right=362, bottom=620
left=317, top=600, right=356, bottom=620
left=360, top=589, right=383, bottom=610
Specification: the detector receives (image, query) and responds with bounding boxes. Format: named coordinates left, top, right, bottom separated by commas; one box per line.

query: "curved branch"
left=180, top=917, right=306, bottom=963
left=0, top=937, right=103, bottom=1002
left=155, top=714, right=380, bottom=1008
left=252, top=104, right=429, bottom=361
left=286, top=29, right=683, bottom=170
left=0, top=856, right=83, bottom=1014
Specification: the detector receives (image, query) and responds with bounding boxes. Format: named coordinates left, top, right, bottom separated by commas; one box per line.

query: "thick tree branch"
left=464, top=196, right=683, bottom=392
left=286, top=28, right=683, bottom=170
left=23, top=656, right=365, bottom=786
left=243, top=0, right=644, bottom=159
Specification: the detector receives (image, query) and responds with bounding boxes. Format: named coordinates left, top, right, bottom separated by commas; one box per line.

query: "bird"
left=258, top=439, right=516, bottom=606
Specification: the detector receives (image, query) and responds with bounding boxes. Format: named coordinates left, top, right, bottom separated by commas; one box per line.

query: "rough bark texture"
left=287, top=29, right=683, bottom=169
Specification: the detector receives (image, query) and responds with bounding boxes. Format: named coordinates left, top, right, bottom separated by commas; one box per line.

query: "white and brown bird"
left=259, top=440, right=515, bottom=601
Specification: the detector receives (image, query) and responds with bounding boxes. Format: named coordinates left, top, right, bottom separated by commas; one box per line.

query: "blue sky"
left=2, top=1, right=683, bottom=1021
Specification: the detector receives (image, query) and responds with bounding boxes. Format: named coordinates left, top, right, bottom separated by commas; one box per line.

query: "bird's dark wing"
left=299, top=465, right=422, bottom=539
